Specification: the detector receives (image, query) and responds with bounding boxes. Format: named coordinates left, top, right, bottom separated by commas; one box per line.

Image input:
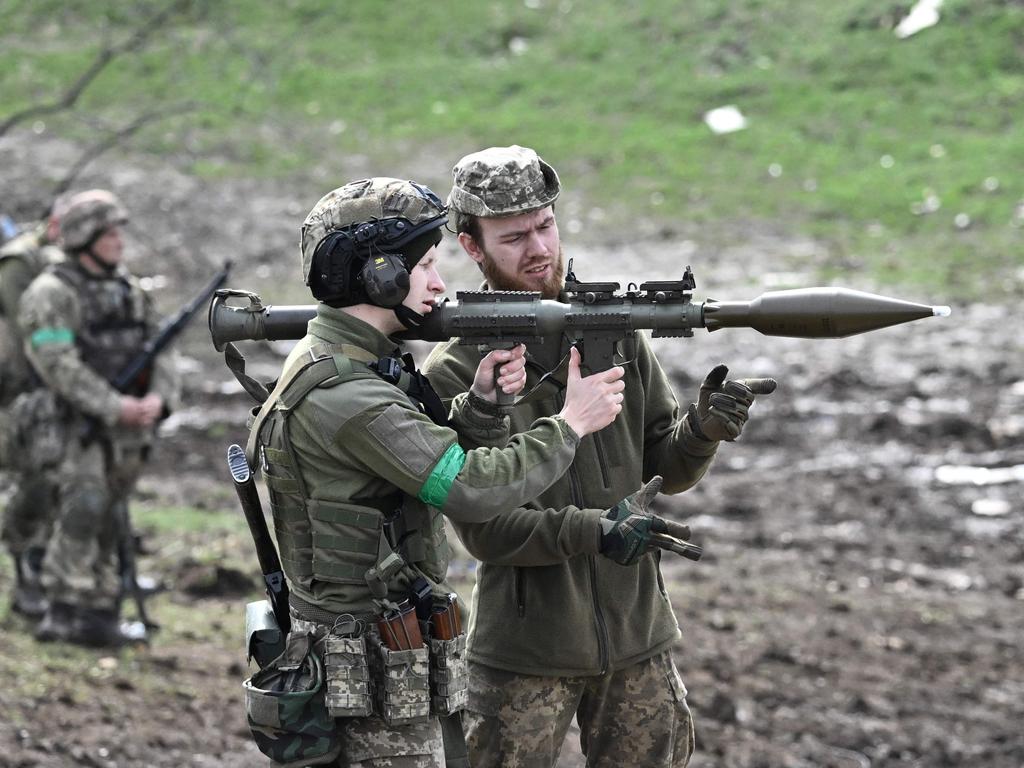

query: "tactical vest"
left=49, top=262, right=148, bottom=383
left=245, top=340, right=450, bottom=617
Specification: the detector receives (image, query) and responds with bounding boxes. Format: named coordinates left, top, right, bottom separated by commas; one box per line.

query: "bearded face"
left=480, top=242, right=565, bottom=299
left=467, top=206, right=565, bottom=300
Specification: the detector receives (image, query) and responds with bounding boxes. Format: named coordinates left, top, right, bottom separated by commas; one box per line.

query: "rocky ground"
left=0, top=134, right=1021, bottom=767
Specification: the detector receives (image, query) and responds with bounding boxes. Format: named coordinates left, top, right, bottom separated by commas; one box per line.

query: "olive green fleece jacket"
left=423, top=330, right=718, bottom=676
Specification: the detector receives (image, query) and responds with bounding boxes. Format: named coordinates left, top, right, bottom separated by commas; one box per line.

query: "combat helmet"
left=60, top=190, right=129, bottom=252
left=448, top=145, right=560, bottom=218
left=301, top=177, right=447, bottom=310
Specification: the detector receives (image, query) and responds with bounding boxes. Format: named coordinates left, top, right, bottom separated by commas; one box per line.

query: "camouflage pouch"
left=372, top=639, right=431, bottom=726
left=243, top=631, right=341, bottom=767
left=5, top=389, right=67, bottom=470
left=319, top=617, right=373, bottom=718
left=428, top=632, right=468, bottom=716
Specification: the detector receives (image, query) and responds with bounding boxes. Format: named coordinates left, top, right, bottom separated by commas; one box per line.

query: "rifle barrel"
left=113, top=261, right=232, bottom=391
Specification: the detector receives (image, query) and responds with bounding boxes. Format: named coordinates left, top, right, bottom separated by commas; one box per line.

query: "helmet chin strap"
left=393, top=303, right=426, bottom=330
left=79, top=248, right=118, bottom=276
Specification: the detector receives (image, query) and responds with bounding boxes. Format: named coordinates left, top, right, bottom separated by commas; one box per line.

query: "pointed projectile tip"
left=932, top=306, right=952, bottom=317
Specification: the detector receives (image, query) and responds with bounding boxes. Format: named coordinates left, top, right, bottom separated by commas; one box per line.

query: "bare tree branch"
left=42, top=101, right=199, bottom=211
left=0, top=0, right=190, bottom=138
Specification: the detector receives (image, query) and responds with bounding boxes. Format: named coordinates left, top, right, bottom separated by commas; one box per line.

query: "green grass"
left=1, top=0, right=1021, bottom=297
left=132, top=503, right=239, bottom=535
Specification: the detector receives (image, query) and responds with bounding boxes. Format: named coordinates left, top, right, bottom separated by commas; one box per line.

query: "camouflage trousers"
left=1, top=468, right=57, bottom=555
left=463, top=652, right=695, bottom=768
left=41, top=436, right=146, bottom=611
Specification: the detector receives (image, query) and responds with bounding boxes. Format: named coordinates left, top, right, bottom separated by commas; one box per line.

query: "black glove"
left=687, top=364, right=777, bottom=442
left=599, top=476, right=692, bottom=566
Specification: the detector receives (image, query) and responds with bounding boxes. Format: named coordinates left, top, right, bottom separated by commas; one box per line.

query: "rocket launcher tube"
left=208, top=275, right=949, bottom=363
left=208, top=289, right=316, bottom=351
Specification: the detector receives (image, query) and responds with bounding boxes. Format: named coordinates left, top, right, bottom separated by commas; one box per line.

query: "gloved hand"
left=686, top=364, right=777, bottom=442
left=598, top=476, right=692, bottom=566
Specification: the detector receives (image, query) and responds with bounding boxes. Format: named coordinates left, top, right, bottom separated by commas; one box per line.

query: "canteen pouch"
left=6, top=389, right=66, bottom=470
left=428, top=632, right=468, bottom=716
left=243, top=631, right=341, bottom=767
left=373, top=640, right=431, bottom=726
left=245, top=599, right=285, bottom=670
left=321, top=631, right=373, bottom=718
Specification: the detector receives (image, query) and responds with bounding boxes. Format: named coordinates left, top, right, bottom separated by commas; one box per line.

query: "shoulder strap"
left=244, top=342, right=381, bottom=466
left=49, top=260, right=87, bottom=291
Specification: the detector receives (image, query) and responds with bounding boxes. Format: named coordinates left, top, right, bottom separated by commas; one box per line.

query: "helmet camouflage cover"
left=447, top=144, right=560, bottom=218
left=60, top=189, right=129, bottom=251
left=300, top=177, right=446, bottom=285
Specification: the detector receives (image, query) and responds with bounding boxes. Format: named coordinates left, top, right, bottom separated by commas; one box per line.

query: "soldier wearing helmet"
left=16, top=189, right=180, bottom=647
left=423, top=146, right=776, bottom=768
left=242, top=177, right=626, bottom=767
left=0, top=193, right=72, bottom=618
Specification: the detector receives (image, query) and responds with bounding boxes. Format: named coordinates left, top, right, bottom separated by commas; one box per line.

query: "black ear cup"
left=360, top=253, right=410, bottom=307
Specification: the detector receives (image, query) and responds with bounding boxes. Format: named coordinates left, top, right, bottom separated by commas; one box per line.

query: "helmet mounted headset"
left=309, top=184, right=446, bottom=329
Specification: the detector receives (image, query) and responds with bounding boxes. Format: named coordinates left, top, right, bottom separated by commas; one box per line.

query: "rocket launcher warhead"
left=702, top=287, right=952, bottom=338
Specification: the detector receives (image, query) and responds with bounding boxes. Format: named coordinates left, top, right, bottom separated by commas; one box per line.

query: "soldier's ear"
left=458, top=232, right=485, bottom=265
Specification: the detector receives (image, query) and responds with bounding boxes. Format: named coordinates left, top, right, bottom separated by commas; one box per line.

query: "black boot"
left=72, top=607, right=146, bottom=648
left=11, top=548, right=49, bottom=618
left=35, top=601, right=76, bottom=642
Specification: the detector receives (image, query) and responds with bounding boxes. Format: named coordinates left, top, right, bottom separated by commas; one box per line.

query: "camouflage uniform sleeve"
left=637, top=333, right=719, bottom=495
left=18, top=273, right=123, bottom=425
left=307, top=377, right=579, bottom=524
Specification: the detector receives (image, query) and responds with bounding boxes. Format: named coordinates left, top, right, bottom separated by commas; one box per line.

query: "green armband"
left=418, top=443, right=467, bottom=508
left=30, top=327, right=74, bottom=347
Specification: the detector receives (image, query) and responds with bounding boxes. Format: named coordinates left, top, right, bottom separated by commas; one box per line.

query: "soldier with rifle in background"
left=0, top=194, right=71, bottom=618
left=17, top=189, right=181, bottom=647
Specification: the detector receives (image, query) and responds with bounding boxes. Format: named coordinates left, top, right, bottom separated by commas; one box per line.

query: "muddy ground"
left=0, top=135, right=1021, bottom=768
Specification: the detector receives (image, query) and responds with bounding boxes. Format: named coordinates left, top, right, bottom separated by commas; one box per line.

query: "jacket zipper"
left=514, top=567, right=525, bottom=617
left=593, top=430, right=611, bottom=489
left=559, top=388, right=610, bottom=674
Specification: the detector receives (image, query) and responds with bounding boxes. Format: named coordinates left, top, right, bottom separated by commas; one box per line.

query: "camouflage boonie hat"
left=300, top=177, right=446, bottom=284
left=448, top=145, right=560, bottom=218
left=60, top=189, right=128, bottom=251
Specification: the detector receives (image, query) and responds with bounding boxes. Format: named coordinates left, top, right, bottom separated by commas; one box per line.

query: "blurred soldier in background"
left=0, top=194, right=71, bottom=617
left=424, top=145, right=775, bottom=768
left=18, top=189, right=179, bottom=647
